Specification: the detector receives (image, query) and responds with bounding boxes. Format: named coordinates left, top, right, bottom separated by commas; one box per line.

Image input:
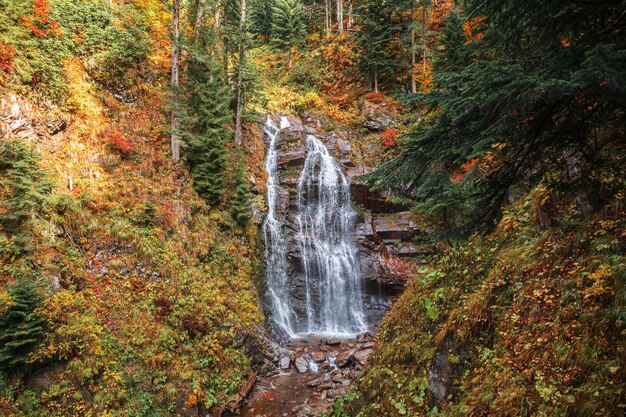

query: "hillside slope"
left=333, top=190, right=625, bottom=416
left=0, top=1, right=268, bottom=415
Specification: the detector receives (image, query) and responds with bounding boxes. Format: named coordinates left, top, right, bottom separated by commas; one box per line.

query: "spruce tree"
left=433, top=10, right=467, bottom=73
left=0, top=139, right=52, bottom=272
left=0, top=280, right=46, bottom=373
left=178, top=47, right=233, bottom=206
left=353, top=0, right=401, bottom=92
left=271, top=0, right=306, bottom=67
left=230, top=162, right=252, bottom=226
left=251, top=0, right=274, bottom=43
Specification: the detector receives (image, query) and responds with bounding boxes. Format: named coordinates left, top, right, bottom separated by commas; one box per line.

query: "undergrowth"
left=332, top=187, right=625, bottom=416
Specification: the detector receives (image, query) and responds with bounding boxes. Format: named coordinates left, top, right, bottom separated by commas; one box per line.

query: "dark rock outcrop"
left=428, top=333, right=465, bottom=403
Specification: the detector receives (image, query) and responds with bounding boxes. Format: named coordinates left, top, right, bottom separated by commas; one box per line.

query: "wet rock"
left=294, top=356, right=309, bottom=373
left=278, top=148, right=306, bottom=168
left=275, top=186, right=290, bottom=215
left=279, top=356, right=291, bottom=370
left=325, top=338, right=341, bottom=346
left=335, top=349, right=356, bottom=367
left=331, top=374, right=346, bottom=384
left=357, top=332, right=373, bottom=342
left=311, top=351, right=326, bottom=362
left=354, top=349, right=373, bottom=366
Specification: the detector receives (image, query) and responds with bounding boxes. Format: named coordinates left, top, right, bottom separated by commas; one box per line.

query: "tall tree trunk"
left=222, top=0, right=229, bottom=83
left=337, top=0, right=343, bottom=34
left=374, top=71, right=378, bottom=93
left=235, top=0, right=247, bottom=145
left=324, top=0, right=330, bottom=38
left=410, top=0, right=417, bottom=93
left=215, top=0, right=222, bottom=29
left=347, top=1, right=353, bottom=30
left=171, top=0, right=181, bottom=162
left=422, top=5, right=427, bottom=76
left=193, top=0, right=207, bottom=42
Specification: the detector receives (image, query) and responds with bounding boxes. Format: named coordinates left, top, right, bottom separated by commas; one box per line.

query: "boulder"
left=317, top=382, right=334, bottom=391
left=279, top=356, right=291, bottom=370
left=354, top=349, right=373, bottom=366
left=361, top=100, right=398, bottom=131
left=294, top=356, right=309, bottom=373
left=362, top=341, right=375, bottom=349
left=335, top=349, right=356, bottom=367
left=311, top=351, right=326, bottom=362
left=428, top=333, right=464, bottom=403
left=324, top=338, right=341, bottom=346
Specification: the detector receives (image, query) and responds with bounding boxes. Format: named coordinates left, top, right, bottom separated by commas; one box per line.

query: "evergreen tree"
left=230, top=162, right=252, bottom=226
left=0, top=140, right=52, bottom=273
left=365, top=1, right=626, bottom=234
left=0, top=280, right=46, bottom=373
left=178, top=47, right=233, bottom=206
left=271, top=0, right=306, bottom=67
left=251, top=0, right=274, bottom=43
left=432, top=10, right=467, bottom=73
left=353, top=0, right=401, bottom=92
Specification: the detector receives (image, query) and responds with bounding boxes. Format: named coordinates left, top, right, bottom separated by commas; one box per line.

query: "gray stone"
left=279, top=356, right=291, bottom=370
left=294, top=356, right=309, bottom=373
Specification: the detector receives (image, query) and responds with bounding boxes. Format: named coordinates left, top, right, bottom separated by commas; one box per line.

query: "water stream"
left=263, top=117, right=367, bottom=338
left=263, top=116, right=295, bottom=336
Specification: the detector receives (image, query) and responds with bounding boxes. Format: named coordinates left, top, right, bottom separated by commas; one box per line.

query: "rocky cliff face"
left=261, top=113, right=427, bottom=333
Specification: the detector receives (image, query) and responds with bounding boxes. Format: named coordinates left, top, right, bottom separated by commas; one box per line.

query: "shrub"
left=364, top=91, right=385, bottom=104
left=0, top=41, right=15, bottom=78
left=106, top=130, right=134, bottom=155
left=380, top=128, right=398, bottom=149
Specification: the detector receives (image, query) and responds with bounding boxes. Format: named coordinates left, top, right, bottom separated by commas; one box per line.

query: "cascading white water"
left=263, top=116, right=296, bottom=337
left=295, top=135, right=367, bottom=335
left=263, top=117, right=367, bottom=338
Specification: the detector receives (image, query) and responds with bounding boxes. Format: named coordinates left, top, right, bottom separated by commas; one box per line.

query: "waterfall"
left=295, top=135, right=367, bottom=335
left=263, top=117, right=367, bottom=338
left=263, top=116, right=295, bottom=337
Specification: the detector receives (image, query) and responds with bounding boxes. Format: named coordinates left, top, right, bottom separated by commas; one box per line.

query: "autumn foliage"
left=20, top=0, right=61, bottom=38
left=105, top=130, right=134, bottom=155
left=0, top=42, right=15, bottom=77
left=450, top=158, right=478, bottom=182
left=364, top=91, right=385, bottom=104
left=380, top=128, right=398, bottom=149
